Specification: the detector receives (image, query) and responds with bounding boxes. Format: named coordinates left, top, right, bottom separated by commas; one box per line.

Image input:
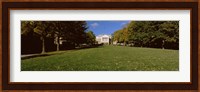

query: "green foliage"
left=50, top=21, right=88, bottom=50
left=113, top=21, right=179, bottom=49
left=113, top=27, right=129, bottom=45
left=21, top=21, right=35, bottom=35
left=21, top=21, right=92, bottom=54
left=21, top=46, right=179, bottom=71
left=113, top=29, right=123, bottom=43
left=86, top=31, right=96, bottom=45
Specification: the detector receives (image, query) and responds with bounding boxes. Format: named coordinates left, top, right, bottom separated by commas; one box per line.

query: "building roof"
left=96, top=34, right=112, bottom=38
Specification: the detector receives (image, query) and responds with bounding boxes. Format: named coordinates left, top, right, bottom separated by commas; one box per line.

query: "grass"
left=21, top=45, right=179, bottom=71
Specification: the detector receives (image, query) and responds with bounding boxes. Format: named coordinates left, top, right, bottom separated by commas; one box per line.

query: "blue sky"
left=86, top=21, right=130, bottom=36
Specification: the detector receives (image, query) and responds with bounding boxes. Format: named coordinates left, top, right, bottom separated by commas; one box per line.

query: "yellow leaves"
left=33, top=26, right=45, bottom=35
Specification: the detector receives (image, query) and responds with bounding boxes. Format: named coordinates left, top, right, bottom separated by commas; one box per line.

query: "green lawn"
left=21, top=45, right=179, bottom=71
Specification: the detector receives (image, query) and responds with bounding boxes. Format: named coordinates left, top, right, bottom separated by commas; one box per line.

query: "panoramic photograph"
left=21, top=21, right=179, bottom=71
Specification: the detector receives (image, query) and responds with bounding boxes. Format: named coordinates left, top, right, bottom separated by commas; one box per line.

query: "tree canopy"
left=86, top=31, right=96, bottom=45
left=113, top=21, right=179, bottom=49
left=21, top=21, right=95, bottom=54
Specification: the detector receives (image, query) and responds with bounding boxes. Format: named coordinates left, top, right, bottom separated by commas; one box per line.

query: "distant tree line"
left=21, top=21, right=96, bottom=54
left=113, top=21, right=179, bottom=50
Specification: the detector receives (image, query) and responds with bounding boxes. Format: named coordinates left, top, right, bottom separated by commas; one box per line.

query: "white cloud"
left=90, top=22, right=99, bottom=28
left=121, top=22, right=126, bottom=25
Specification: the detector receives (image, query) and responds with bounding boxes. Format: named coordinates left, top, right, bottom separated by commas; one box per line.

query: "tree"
left=158, top=21, right=179, bottom=49
left=51, top=21, right=69, bottom=51
left=113, top=29, right=123, bottom=43
left=86, top=31, right=96, bottom=46
left=122, top=27, right=129, bottom=46
left=113, top=21, right=179, bottom=49
left=127, top=21, right=135, bottom=44
left=22, top=21, right=90, bottom=53
left=71, top=21, right=88, bottom=46
left=21, top=21, right=35, bottom=35
left=21, top=21, right=42, bottom=54
left=58, top=21, right=88, bottom=48
left=33, top=21, right=53, bottom=53
left=113, top=28, right=128, bottom=46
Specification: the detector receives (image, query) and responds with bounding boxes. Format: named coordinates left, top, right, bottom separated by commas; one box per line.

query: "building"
left=96, top=34, right=112, bottom=45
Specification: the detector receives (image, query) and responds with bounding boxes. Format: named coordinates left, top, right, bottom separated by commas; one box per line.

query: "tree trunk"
left=56, top=36, right=60, bottom=51
left=41, top=37, right=46, bottom=54
left=162, top=40, right=165, bottom=49
left=124, top=42, right=126, bottom=46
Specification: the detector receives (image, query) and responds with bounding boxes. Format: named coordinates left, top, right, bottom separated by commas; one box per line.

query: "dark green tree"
left=86, top=31, right=96, bottom=46
left=33, top=21, right=53, bottom=53
left=113, top=21, right=179, bottom=49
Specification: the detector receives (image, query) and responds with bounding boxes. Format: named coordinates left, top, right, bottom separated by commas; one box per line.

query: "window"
left=102, top=37, right=108, bottom=41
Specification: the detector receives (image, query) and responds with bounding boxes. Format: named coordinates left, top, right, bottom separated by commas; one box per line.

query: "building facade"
left=96, top=34, right=112, bottom=45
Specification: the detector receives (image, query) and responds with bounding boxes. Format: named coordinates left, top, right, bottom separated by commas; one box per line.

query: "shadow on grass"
left=75, top=44, right=105, bottom=50
left=21, top=54, right=50, bottom=60
left=21, top=44, right=104, bottom=60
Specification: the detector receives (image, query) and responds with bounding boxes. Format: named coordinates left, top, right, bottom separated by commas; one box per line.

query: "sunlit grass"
left=21, top=45, right=179, bottom=71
